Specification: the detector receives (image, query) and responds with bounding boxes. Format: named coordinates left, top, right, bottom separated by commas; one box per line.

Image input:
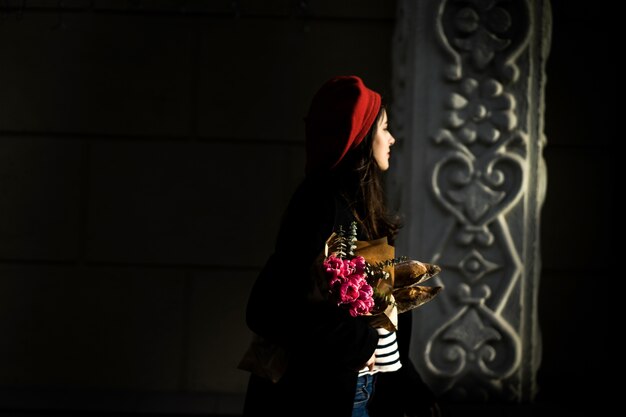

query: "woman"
left=242, top=75, right=439, bottom=417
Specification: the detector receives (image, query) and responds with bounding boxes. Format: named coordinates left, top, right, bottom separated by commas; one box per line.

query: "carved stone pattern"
left=436, top=0, right=531, bottom=82
left=424, top=0, right=531, bottom=401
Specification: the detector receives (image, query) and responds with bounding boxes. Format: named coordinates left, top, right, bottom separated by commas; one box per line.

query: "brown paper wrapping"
left=238, top=231, right=444, bottom=383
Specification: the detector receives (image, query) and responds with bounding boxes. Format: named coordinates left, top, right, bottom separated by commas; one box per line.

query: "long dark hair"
left=330, top=105, right=401, bottom=242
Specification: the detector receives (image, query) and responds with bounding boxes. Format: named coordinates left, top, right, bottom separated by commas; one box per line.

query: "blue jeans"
left=352, top=373, right=376, bottom=417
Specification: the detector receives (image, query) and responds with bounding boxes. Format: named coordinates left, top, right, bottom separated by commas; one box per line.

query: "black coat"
left=243, top=178, right=436, bottom=417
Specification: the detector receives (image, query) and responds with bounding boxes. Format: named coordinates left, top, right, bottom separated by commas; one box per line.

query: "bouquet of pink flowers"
left=317, top=222, right=442, bottom=331
left=239, top=221, right=443, bottom=383
left=323, top=253, right=374, bottom=317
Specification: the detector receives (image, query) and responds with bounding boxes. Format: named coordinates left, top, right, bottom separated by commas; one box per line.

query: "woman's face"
left=372, top=109, right=395, bottom=171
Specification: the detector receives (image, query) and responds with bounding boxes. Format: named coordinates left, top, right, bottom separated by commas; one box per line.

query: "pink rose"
left=350, top=256, right=366, bottom=274
left=323, top=254, right=374, bottom=317
left=349, top=293, right=375, bottom=317
left=338, top=280, right=360, bottom=303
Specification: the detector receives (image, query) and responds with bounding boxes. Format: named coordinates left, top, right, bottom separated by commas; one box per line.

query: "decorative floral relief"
left=458, top=249, right=500, bottom=282
left=447, top=179, right=505, bottom=223
left=452, top=1, right=512, bottom=70
left=398, top=0, right=540, bottom=402
left=425, top=283, right=521, bottom=397
left=431, top=146, right=525, bottom=242
left=444, top=77, right=516, bottom=145
left=436, top=0, right=531, bottom=82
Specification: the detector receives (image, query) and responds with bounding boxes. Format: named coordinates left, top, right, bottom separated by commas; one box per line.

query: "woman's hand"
left=365, top=352, right=376, bottom=371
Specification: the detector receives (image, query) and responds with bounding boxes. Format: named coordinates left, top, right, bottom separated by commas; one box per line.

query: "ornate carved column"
left=390, top=0, right=550, bottom=402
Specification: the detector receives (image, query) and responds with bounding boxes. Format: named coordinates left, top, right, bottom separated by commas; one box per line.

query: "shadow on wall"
left=0, top=1, right=396, bottom=415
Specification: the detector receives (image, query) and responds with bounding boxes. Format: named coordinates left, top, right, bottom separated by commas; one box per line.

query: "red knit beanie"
left=305, top=75, right=382, bottom=176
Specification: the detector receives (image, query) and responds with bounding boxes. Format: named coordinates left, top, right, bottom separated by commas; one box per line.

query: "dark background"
left=0, top=0, right=613, bottom=415
left=538, top=0, right=612, bottom=407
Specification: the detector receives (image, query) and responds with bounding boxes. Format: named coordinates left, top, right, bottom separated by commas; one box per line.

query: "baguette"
left=394, top=260, right=441, bottom=288
left=393, top=285, right=443, bottom=314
